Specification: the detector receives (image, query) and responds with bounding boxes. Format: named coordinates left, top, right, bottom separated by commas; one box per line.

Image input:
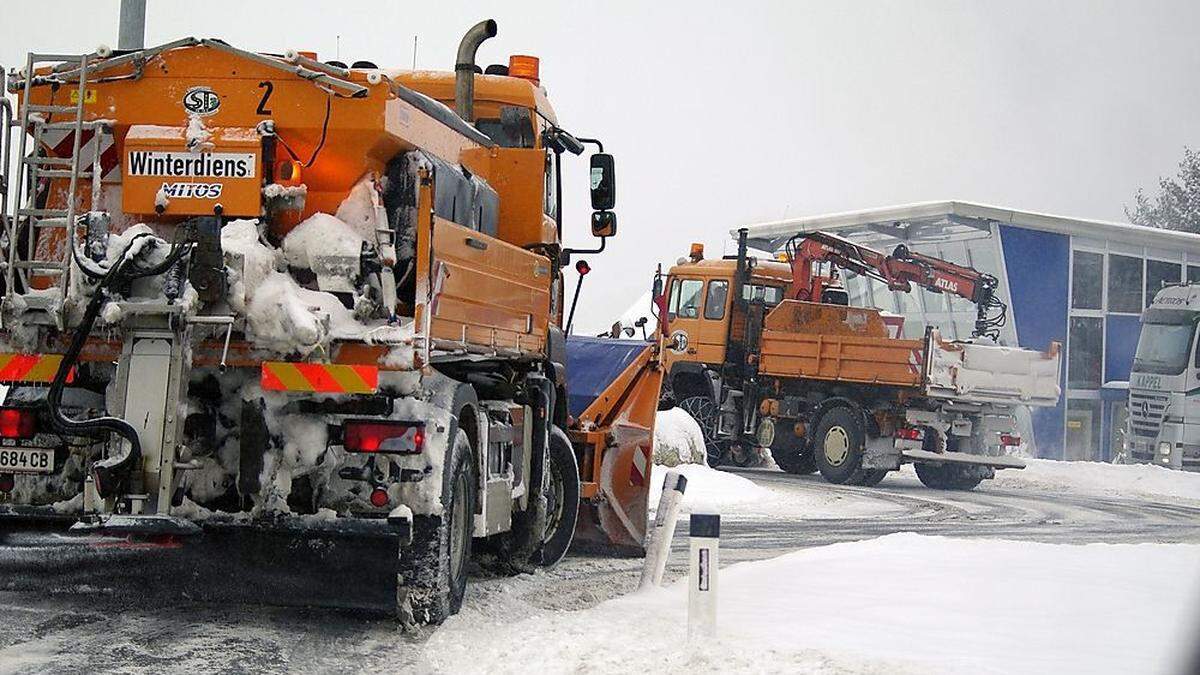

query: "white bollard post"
left=687, top=511, right=720, bottom=640
left=639, top=471, right=688, bottom=590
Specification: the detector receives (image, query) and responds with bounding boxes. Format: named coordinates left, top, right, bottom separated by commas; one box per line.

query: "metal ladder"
left=5, top=51, right=108, bottom=316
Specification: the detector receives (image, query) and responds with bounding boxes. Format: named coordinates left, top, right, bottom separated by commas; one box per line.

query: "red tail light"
left=999, top=433, right=1021, bottom=447
left=0, top=407, right=36, bottom=439
left=895, top=427, right=924, bottom=441
left=369, top=487, right=390, bottom=508
left=343, top=421, right=425, bottom=454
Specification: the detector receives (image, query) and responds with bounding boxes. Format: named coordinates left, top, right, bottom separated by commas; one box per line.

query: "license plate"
left=0, top=448, right=53, bottom=474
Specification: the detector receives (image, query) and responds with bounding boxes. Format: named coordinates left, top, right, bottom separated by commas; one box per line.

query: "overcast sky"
left=3, top=0, right=1198, bottom=333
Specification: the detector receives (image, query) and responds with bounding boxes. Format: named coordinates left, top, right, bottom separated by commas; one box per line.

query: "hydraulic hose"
left=46, top=234, right=193, bottom=498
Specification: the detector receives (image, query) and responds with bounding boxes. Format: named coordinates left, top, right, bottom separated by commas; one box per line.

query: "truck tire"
left=914, top=463, right=985, bottom=491
left=678, top=395, right=729, bottom=468
left=538, top=426, right=580, bottom=568
left=770, top=431, right=817, bottom=475
left=398, top=430, right=475, bottom=625
left=813, top=406, right=867, bottom=485
left=493, top=426, right=579, bottom=571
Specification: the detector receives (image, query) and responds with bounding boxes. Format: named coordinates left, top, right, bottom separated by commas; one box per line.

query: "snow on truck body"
left=1127, top=283, right=1200, bottom=471
left=0, top=28, right=662, bottom=622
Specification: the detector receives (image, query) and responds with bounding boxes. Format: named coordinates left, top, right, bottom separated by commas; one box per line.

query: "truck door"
left=664, top=276, right=728, bottom=367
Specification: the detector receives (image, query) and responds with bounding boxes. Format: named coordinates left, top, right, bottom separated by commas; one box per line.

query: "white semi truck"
left=1126, top=283, right=1200, bottom=471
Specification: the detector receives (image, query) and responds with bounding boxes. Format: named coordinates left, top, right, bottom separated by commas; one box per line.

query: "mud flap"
left=0, top=518, right=410, bottom=616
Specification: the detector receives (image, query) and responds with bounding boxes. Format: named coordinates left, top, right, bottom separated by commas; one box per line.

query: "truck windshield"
left=1133, top=322, right=1196, bottom=375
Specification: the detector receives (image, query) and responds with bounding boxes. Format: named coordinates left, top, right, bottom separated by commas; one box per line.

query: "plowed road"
left=2, top=467, right=1197, bottom=673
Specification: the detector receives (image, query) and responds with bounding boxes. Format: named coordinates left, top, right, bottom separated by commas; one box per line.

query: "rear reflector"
left=0, top=353, right=74, bottom=383
left=344, top=421, right=425, bottom=454
left=0, top=407, right=36, bottom=439
left=261, top=362, right=379, bottom=394
left=1000, top=434, right=1021, bottom=447
left=895, top=427, right=924, bottom=441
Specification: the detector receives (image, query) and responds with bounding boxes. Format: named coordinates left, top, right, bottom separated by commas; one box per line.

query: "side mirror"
left=591, top=210, right=617, bottom=238
left=589, top=153, right=615, bottom=210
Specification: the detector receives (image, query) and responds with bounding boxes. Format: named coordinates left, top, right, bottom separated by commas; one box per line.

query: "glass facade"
left=1066, top=241, right=1190, bottom=460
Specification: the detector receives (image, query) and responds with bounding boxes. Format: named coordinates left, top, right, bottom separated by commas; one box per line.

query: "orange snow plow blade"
left=565, top=337, right=664, bottom=555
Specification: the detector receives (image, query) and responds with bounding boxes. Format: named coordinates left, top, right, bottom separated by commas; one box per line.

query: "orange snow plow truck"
left=0, top=22, right=663, bottom=624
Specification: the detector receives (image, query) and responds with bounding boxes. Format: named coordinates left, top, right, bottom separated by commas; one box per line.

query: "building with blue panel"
left=742, top=201, right=1200, bottom=461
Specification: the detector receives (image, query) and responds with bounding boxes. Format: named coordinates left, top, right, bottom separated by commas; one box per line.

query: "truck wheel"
left=494, top=426, right=579, bottom=571
left=813, top=406, right=866, bottom=485
left=538, top=426, right=580, bottom=568
left=770, top=431, right=817, bottom=475
left=398, top=430, right=475, bottom=625
left=915, top=463, right=984, bottom=491
left=678, top=395, right=729, bottom=468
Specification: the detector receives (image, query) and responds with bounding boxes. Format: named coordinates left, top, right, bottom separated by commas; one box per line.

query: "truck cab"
left=659, top=247, right=790, bottom=395
left=1127, top=283, right=1200, bottom=471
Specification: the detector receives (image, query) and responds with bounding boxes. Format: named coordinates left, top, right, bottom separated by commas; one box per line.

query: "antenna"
left=412, top=35, right=418, bottom=69
left=336, top=34, right=341, bottom=60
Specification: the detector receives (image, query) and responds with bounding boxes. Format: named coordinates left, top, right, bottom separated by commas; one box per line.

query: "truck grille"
left=1128, top=390, right=1169, bottom=438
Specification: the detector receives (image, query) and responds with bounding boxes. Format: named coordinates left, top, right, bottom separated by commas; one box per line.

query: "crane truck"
left=0, top=22, right=663, bottom=624
left=657, top=229, right=1061, bottom=489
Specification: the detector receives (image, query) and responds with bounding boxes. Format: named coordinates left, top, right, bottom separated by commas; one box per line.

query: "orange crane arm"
left=784, top=231, right=1007, bottom=339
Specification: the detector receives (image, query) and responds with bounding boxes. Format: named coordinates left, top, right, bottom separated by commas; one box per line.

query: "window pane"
left=677, top=280, right=703, bottom=319
left=1107, top=255, right=1143, bottom=313
left=1146, top=260, right=1182, bottom=307
left=742, top=284, right=784, bottom=306
left=871, top=280, right=898, bottom=313
left=965, top=237, right=1001, bottom=277
left=667, top=279, right=681, bottom=318
left=1068, top=317, right=1103, bottom=389
left=1065, top=399, right=1103, bottom=461
left=894, top=288, right=923, bottom=315
left=1071, top=251, right=1102, bottom=310
left=704, top=280, right=729, bottom=320
left=845, top=272, right=870, bottom=308
left=1188, top=265, right=1200, bottom=284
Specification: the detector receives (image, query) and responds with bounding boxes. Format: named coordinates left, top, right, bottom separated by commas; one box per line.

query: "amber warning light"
left=508, top=55, right=540, bottom=83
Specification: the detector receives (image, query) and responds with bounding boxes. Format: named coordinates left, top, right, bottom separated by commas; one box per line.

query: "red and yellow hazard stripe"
left=260, top=362, right=379, bottom=394
left=0, top=353, right=73, bottom=383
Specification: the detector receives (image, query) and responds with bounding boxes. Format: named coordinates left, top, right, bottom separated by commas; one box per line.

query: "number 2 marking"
left=256, top=81, right=274, bottom=115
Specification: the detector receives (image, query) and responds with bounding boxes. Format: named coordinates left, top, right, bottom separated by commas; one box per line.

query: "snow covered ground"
left=992, top=457, right=1200, bottom=503
left=424, top=533, right=1200, bottom=674
left=647, top=463, right=906, bottom=519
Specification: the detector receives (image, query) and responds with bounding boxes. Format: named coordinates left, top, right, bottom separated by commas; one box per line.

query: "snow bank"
left=423, top=534, right=1200, bottom=675
left=652, top=407, right=707, bottom=466
left=647, top=463, right=772, bottom=514
left=992, top=458, right=1200, bottom=503
left=646, top=462, right=895, bottom=519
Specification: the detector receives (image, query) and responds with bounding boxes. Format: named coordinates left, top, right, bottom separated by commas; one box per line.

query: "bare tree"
left=1126, top=147, right=1200, bottom=233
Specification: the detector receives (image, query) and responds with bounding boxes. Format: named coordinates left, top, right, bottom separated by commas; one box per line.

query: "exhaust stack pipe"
left=118, top=0, right=147, bottom=50
left=455, top=19, right=498, bottom=123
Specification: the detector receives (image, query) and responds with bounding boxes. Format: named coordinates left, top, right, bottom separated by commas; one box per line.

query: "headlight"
left=1158, top=441, right=1172, bottom=455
